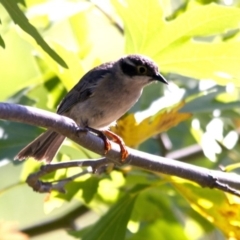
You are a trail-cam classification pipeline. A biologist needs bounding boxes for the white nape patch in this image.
[124,58,136,67]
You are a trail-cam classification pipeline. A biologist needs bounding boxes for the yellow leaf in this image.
[171,176,240,239]
[111,101,191,147]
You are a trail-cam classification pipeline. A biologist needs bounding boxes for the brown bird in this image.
[15,54,168,163]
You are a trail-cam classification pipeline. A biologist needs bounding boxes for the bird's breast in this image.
[68,86,142,129]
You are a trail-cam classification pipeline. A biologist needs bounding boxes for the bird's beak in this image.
[153,73,168,85]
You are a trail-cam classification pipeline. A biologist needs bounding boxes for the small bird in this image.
[15,54,168,163]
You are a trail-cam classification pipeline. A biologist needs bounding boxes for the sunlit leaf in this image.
[69,10,92,58]
[98,171,126,202]
[32,40,84,91]
[112,0,165,53]
[24,0,47,8]
[172,176,240,239]
[157,41,240,86]
[80,185,146,240]
[111,102,191,147]
[113,0,240,85]
[0,0,67,67]
[0,31,42,101]
[128,219,188,240]
[51,176,100,204]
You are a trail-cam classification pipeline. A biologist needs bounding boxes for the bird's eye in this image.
[137,65,147,75]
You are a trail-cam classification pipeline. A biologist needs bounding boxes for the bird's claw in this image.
[103,130,129,162]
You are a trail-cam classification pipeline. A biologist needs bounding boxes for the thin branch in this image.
[166,144,203,162]
[22,205,89,236]
[89,0,124,34]
[26,158,112,192]
[1,102,240,196]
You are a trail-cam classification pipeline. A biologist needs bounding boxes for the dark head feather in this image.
[119,54,158,77]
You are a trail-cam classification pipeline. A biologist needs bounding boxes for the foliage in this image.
[0,0,240,239]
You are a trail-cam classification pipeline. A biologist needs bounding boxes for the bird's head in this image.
[118,54,168,85]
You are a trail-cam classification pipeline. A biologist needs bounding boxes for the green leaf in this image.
[0,180,82,229]
[158,4,240,47]
[16,0,25,6]
[157,41,240,86]
[0,30,43,101]
[113,1,240,85]
[112,0,165,53]
[0,34,5,48]
[69,10,92,58]
[128,219,188,240]
[0,121,42,162]
[0,0,67,68]
[128,183,189,240]
[24,0,46,8]
[54,176,100,204]
[80,177,100,203]
[80,185,146,240]
[183,99,240,113]
[181,86,240,113]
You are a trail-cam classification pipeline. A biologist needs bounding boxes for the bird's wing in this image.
[57,66,112,114]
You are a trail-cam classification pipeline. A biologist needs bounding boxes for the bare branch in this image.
[1,102,240,196]
[26,158,112,192]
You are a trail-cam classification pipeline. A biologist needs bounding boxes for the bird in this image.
[14,54,168,163]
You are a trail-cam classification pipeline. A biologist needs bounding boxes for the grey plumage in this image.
[15,54,168,163]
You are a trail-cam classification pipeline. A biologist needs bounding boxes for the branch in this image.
[26,158,113,193]
[1,102,240,196]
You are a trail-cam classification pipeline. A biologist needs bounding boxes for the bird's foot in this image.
[80,127,111,154]
[81,127,128,162]
[102,130,129,162]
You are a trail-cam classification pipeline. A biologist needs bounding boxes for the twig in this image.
[89,0,124,34]
[26,158,112,193]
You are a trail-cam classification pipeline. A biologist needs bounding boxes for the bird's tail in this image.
[14,130,65,163]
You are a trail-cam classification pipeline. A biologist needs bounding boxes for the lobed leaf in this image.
[111,102,191,147]
[113,0,240,85]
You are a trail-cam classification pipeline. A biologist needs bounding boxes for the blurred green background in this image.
[1,0,240,239]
